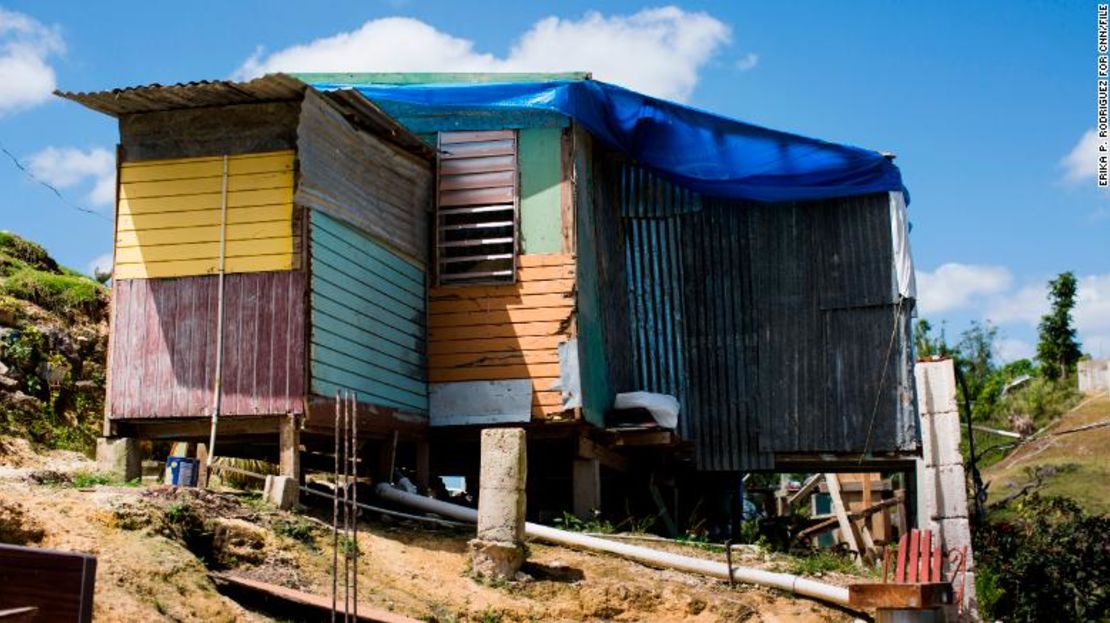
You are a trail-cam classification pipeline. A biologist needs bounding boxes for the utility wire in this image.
[0,139,111,223]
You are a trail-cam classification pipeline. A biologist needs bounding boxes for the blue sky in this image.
[0,1,1105,360]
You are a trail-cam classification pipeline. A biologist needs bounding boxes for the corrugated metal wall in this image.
[593,157,916,470]
[115,151,296,279]
[296,90,433,264]
[108,271,305,418]
[309,210,428,412]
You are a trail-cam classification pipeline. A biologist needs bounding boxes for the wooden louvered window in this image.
[436,130,518,285]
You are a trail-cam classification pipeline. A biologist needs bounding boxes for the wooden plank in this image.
[120,154,292,184]
[428,334,566,355]
[440,155,515,175]
[907,529,921,583]
[313,244,425,313]
[119,188,293,215]
[428,294,573,314]
[517,264,575,281]
[429,363,560,382]
[114,236,292,264]
[439,170,515,191]
[439,187,514,207]
[313,281,424,341]
[311,361,426,412]
[894,533,908,583]
[516,253,575,268]
[430,279,574,299]
[428,307,572,328]
[440,139,515,159]
[534,390,564,406]
[431,350,560,368]
[117,204,291,231]
[919,530,931,583]
[311,210,424,282]
[824,473,864,567]
[786,473,822,507]
[114,254,294,279]
[120,170,292,199]
[116,220,290,247]
[428,321,565,341]
[577,436,629,472]
[211,572,420,623]
[440,130,515,143]
[0,544,96,623]
[312,306,424,360]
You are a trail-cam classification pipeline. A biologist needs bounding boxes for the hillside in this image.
[982,391,1110,515]
[0,231,109,453]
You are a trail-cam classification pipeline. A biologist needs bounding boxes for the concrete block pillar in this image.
[470,428,527,580]
[96,437,141,482]
[914,358,977,616]
[263,475,299,510]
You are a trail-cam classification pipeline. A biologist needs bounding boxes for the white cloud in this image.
[995,337,1034,363]
[1061,128,1099,184]
[916,263,1012,314]
[1075,273,1110,335]
[0,8,64,115]
[985,282,1047,325]
[735,52,759,71]
[86,252,113,277]
[26,146,115,207]
[234,7,731,102]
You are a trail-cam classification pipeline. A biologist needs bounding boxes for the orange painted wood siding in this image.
[428,253,575,419]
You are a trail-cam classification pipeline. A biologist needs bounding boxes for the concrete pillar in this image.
[572,458,600,519]
[263,475,299,510]
[96,437,141,482]
[914,358,977,616]
[278,415,300,506]
[470,428,527,580]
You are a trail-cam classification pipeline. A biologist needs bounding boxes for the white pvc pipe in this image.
[374,484,850,607]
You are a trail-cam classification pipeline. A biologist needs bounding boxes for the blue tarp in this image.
[310,79,906,204]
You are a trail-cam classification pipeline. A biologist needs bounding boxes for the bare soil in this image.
[0,439,860,622]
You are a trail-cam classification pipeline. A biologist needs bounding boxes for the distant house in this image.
[61,72,918,519]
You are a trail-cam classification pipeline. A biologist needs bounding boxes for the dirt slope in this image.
[983,392,1110,515]
[0,440,859,623]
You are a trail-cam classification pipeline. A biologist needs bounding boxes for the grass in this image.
[274,518,316,546]
[0,231,106,322]
[783,550,860,576]
[983,393,1110,516]
[70,470,114,488]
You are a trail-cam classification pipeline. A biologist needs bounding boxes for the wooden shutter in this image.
[436,130,518,285]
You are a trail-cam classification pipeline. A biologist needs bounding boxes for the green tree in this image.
[958,321,999,401]
[913,319,951,358]
[1036,272,1082,381]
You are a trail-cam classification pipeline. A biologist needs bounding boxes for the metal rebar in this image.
[351,391,358,621]
[342,390,351,623]
[331,390,339,623]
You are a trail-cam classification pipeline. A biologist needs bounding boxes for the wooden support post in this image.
[195,443,209,489]
[279,414,300,480]
[572,458,600,519]
[825,473,866,567]
[415,440,430,492]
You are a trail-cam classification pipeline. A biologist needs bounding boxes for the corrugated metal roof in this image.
[55,74,307,116]
[56,73,434,159]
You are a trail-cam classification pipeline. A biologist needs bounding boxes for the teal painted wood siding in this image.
[310,210,427,412]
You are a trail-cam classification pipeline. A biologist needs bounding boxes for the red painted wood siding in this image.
[108,271,305,419]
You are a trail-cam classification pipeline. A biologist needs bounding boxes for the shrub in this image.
[1,266,106,321]
[974,495,1109,621]
[0,232,57,273]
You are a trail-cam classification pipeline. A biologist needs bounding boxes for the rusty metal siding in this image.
[108,271,305,419]
[593,158,915,470]
[295,89,434,264]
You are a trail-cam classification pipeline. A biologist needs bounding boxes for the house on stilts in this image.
[60,72,920,527]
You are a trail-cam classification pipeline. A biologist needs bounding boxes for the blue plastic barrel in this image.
[166,456,199,487]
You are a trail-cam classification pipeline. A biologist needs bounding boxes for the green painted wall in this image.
[309,210,427,412]
[518,127,564,255]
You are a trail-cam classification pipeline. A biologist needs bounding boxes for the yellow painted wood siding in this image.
[115,151,296,279]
